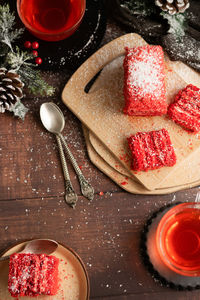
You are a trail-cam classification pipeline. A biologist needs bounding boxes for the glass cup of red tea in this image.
[17,0,86,41]
[156,203,200,276]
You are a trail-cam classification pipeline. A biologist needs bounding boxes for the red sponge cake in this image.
[168,84,200,132]
[8,253,59,297]
[127,128,176,171]
[123,45,167,116]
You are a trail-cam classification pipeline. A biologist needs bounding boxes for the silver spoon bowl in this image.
[0,239,58,262]
[40,102,65,134]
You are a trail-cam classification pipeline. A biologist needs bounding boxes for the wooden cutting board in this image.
[83,126,200,195]
[62,33,200,191]
[87,57,200,190]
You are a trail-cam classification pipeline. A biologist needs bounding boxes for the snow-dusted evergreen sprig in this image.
[6,47,34,70]
[6,48,55,96]
[161,12,187,38]
[0,4,55,119]
[0,4,24,51]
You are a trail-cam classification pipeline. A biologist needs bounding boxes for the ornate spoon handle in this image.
[59,134,94,201]
[56,135,77,208]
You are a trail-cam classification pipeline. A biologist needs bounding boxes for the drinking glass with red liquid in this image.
[156,203,200,276]
[17,0,86,41]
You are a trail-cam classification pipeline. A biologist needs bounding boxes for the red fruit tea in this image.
[17,0,86,41]
[156,203,200,276]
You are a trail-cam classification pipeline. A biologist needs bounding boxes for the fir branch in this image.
[161,12,187,38]
[0,4,24,51]
[6,47,55,96]
[19,68,55,97]
[6,46,34,70]
[0,3,55,119]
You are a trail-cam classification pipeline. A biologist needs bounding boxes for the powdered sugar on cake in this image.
[123,45,167,116]
[127,49,164,97]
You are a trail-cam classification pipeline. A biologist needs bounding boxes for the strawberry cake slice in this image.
[168,84,200,132]
[127,128,176,171]
[123,45,167,116]
[8,253,59,297]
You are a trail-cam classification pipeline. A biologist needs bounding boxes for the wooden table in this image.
[0,13,200,300]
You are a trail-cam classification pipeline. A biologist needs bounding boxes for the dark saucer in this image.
[141,203,200,290]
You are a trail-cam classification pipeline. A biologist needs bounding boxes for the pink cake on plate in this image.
[123,45,167,116]
[8,253,59,297]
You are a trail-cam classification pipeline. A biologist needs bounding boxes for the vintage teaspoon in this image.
[40,102,94,201]
[40,103,77,207]
[0,239,58,262]
[49,103,94,201]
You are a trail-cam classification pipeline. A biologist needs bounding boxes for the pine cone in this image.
[0,68,24,113]
[155,0,190,15]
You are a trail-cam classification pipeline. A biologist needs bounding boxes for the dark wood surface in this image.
[0,13,200,300]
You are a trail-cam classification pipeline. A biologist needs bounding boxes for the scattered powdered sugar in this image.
[2,20,200,299]
[163,33,200,73]
[129,60,162,95]
[74,12,101,58]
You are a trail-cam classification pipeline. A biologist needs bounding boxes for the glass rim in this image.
[156,202,200,276]
[16,0,86,38]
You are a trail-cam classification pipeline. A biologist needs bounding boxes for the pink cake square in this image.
[168,84,200,132]
[127,128,176,171]
[8,253,59,297]
[123,45,167,116]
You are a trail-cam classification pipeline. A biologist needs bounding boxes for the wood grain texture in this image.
[0,105,120,202]
[0,192,199,299]
[0,11,200,300]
